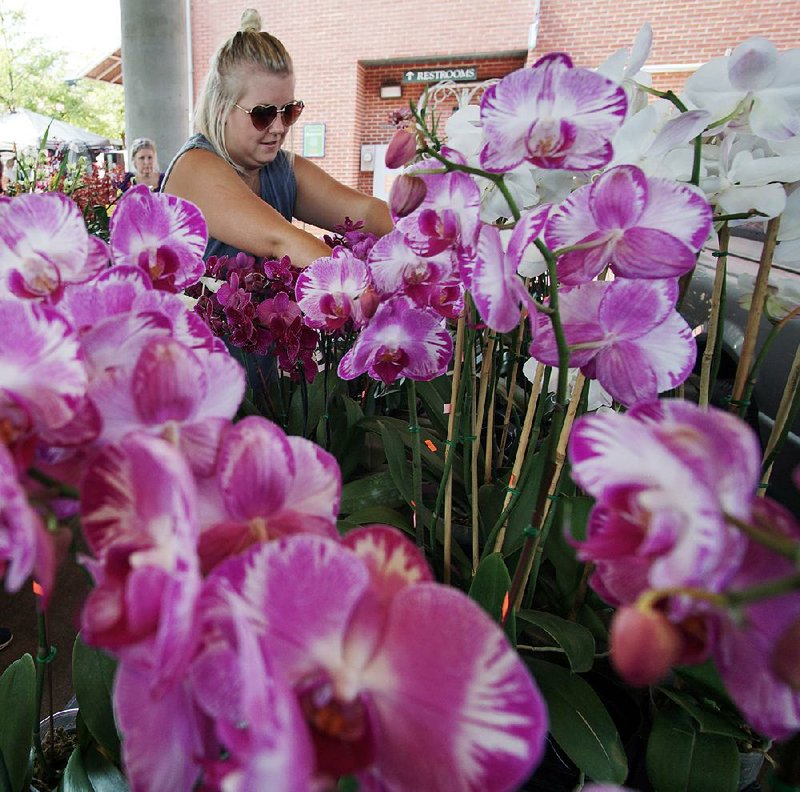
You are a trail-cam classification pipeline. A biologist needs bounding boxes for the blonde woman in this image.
[162,8,392,267]
[121,138,164,192]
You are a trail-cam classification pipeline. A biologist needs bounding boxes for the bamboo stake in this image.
[472,333,496,572]
[443,316,466,585]
[498,319,527,462]
[483,385,497,484]
[493,362,545,553]
[513,372,586,610]
[731,217,780,412]
[760,344,800,494]
[699,225,729,407]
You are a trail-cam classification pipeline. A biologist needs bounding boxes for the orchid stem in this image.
[33,598,55,780]
[407,380,424,548]
[26,468,79,501]
[699,225,729,407]
[761,344,800,489]
[724,512,800,562]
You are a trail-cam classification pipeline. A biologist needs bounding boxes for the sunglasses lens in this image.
[282,101,304,127]
[250,105,278,131]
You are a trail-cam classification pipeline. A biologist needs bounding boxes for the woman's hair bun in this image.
[239,8,262,33]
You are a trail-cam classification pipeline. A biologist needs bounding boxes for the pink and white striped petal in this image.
[109,185,208,291]
[360,584,547,792]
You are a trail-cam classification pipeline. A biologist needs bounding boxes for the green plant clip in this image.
[36,645,57,664]
[523,524,539,537]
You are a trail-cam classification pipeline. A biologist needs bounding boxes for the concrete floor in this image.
[0,560,91,714]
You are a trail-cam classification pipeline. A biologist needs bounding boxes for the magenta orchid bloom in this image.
[394,170,481,258]
[197,416,340,573]
[0,298,90,448]
[568,400,760,602]
[0,192,109,301]
[479,54,627,173]
[109,184,207,292]
[529,278,696,406]
[295,247,374,330]
[79,435,201,681]
[205,529,548,790]
[367,229,464,319]
[0,443,55,602]
[709,497,800,740]
[464,205,550,333]
[545,165,712,285]
[338,296,453,384]
[88,335,244,474]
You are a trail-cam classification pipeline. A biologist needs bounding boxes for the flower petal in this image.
[361,584,547,791]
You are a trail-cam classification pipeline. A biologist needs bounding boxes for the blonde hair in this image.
[194,9,293,172]
[130,137,159,172]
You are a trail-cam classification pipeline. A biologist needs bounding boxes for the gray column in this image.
[120,0,192,168]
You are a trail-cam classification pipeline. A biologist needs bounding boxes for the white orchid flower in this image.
[775,187,800,266]
[522,358,613,411]
[701,134,800,218]
[684,37,800,141]
[598,23,654,117]
[609,100,711,180]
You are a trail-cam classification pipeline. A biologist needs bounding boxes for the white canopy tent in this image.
[0,108,118,153]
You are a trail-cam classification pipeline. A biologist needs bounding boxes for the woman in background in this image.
[119,137,164,192]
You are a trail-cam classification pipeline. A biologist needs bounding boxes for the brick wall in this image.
[189,0,800,193]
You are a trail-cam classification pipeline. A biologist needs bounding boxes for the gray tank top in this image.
[161,133,297,260]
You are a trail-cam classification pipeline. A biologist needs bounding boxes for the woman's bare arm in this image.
[163,149,331,267]
[293,155,393,237]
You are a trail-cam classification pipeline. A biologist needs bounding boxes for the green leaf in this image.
[528,659,627,784]
[517,611,596,673]
[83,744,128,791]
[286,373,326,438]
[339,471,405,515]
[657,687,752,741]
[343,506,413,535]
[0,654,36,792]
[414,376,451,436]
[72,636,120,764]
[469,553,515,644]
[325,395,365,480]
[60,746,92,792]
[378,422,413,504]
[646,706,739,792]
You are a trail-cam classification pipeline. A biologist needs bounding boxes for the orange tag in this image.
[501,592,510,621]
[424,439,438,452]
[508,473,517,488]
[32,581,44,596]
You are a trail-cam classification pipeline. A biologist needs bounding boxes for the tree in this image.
[0,4,124,140]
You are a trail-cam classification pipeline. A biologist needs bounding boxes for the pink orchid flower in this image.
[394,169,481,259]
[463,205,550,333]
[479,54,627,173]
[0,443,55,602]
[338,295,453,384]
[79,435,201,682]
[545,164,712,285]
[709,497,800,740]
[109,184,207,292]
[203,528,548,790]
[568,400,760,602]
[0,298,90,448]
[0,192,109,301]
[196,416,341,573]
[367,228,464,319]
[88,335,244,474]
[295,247,374,330]
[529,278,696,406]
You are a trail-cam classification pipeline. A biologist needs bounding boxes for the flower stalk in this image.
[699,225,729,407]
[407,379,424,548]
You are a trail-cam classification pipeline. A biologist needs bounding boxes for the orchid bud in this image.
[389,174,427,218]
[385,129,417,169]
[359,286,381,320]
[610,605,683,686]
[772,618,800,690]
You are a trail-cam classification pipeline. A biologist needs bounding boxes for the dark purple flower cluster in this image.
[323,217,378,262]
[186,252,320,381]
